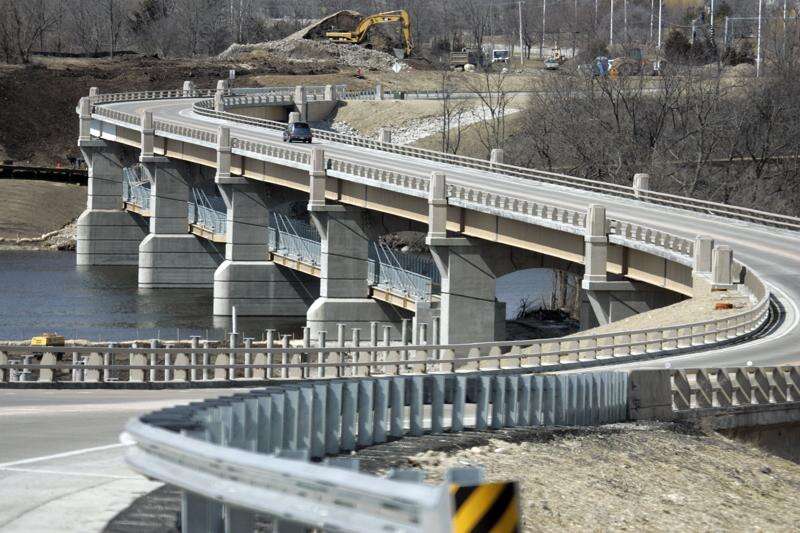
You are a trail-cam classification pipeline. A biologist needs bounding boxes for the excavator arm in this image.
[325,10,413,56]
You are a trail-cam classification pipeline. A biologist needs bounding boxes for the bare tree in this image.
[438,69,467,154]
[0,0,59,63]
[464,69,512,157]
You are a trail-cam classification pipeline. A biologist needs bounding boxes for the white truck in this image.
[491,48,510,63]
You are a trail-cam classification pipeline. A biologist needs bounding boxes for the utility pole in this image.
[520,0,526,66]
[756,0,763,77]
[610,0,614,48]
[657,0,663,49]
[624,0,628,42]
[540,0,545,60]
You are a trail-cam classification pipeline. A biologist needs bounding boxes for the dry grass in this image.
[404,423,800,531]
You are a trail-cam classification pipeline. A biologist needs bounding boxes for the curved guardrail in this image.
[122,369,627,531]
[0,288,769,384]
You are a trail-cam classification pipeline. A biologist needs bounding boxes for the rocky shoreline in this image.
[0,220,76,251]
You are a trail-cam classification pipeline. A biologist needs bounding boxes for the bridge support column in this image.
[213,131,312,316]
[76,139,147,265]
[426,172,503,344]
[580,204,681,328]
[306,149,403,339]
[138,158,222,288]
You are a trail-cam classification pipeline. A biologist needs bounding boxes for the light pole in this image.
[540,0,545,60]
[650,0,654,43]
[657,0,663,49]
[610,0,614,47]
[521,0,526,66]
[756,0,763,77]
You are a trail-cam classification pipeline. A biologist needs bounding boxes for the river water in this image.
[0,250,555,342]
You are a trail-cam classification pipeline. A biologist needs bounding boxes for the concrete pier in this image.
[307,204,404,338]
[76,141,147,265]
[213,179,312,317]
[426,172,502,344]
[306,148,404,338]
[580,204,682,328]
[138,159,222,288]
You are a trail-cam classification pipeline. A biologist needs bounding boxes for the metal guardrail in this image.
[672,366,800,410]
[123,369,628,532]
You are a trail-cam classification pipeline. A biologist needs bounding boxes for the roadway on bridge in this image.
[0,388,249,532]
[104,97,800,368]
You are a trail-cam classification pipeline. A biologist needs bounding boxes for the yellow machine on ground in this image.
[325,10,413,57]
[30,332,65,346]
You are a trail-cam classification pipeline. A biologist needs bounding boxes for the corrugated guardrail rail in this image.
[125,370,628,532]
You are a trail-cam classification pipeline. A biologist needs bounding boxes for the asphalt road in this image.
[0,388,248,533]
[103,98,800,369]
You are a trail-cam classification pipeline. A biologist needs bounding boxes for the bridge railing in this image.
[122,166,150,211]
[672,366,800,410]
[0,290,769,384]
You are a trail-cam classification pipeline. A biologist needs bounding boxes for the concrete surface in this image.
[0,388,249,532]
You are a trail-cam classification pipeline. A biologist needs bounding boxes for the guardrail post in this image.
[149,339,158,382]
[389,376,406,437]
[307,147,327,210]
[632,173,650,198]
[243,337,253,379]
[582,204,608,285]
[216,126,231,180]
[228,332,239,380]
[490,148,504,169]
[182,80,196,98]
[379,128,392,144]
[78,96,92,142]
[190,335,200,381]
[140,110,155,159]
[712,245,734,288]
[294,85,307,120]
[324,84,336,101]
[693,235,714,276]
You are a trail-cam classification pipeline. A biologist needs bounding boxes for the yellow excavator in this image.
[325,10,413,57]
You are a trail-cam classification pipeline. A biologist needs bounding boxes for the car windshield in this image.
[292,123,310,133]
[494,51,509,58]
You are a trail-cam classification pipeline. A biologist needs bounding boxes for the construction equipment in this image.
[325,10,413,57]
[30,332,65,347]
[449,48,482,70]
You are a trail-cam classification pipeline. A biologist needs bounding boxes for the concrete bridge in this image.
[74,81,800,368]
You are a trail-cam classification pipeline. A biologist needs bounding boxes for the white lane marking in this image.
[0,399,197,417]
[0,443,130,468]
[0,467,140,480]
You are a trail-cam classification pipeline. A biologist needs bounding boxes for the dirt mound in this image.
[220,39,403,71]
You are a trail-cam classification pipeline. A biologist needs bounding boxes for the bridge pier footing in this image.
[213,177,313,316]
[138,159,222,288]
[76,141,147,265]
[307,204,406,340]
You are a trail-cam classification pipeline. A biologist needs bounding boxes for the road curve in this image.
[102,97,800,369]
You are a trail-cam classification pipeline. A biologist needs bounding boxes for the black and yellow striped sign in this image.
[450,482,520,533]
